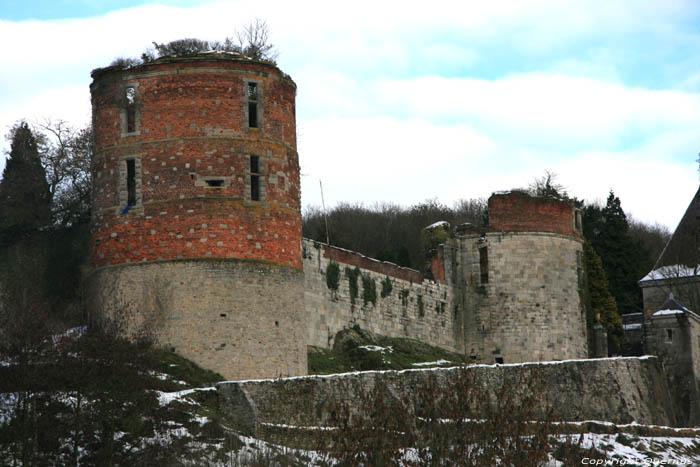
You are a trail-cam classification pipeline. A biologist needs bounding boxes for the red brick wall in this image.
[428,253,445,281]
[90,56,302,269]
[321,244,424,284]
[489,192,579,237]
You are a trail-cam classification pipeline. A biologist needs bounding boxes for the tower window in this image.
[119,156,141,214]
[666,329,673,343]
[479,247,489,284]
[247,82,259,128]
[126,159,136,206]
[125,87,137,133]
[250,155,260,201]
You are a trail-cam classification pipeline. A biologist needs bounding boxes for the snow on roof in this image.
[653,310,685,316]
[652,309,700,322]
[623,323,642,331]
[640,264,700,282]
[424,220,449,230]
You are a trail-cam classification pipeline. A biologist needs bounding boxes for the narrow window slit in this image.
[126,159,136,206]
[248,82,258,128]
[479,247,489,284]
[125,87,136,133]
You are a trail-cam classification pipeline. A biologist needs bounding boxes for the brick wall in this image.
[90,56,301,269]
[489,192,580,237]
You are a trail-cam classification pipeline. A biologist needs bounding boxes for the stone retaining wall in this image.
[217,356,678,441]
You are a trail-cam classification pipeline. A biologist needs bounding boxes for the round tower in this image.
[457,191,588,364]
[89,54,306,380]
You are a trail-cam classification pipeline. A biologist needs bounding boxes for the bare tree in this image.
[33,120,93,226]
[234,18,279,62]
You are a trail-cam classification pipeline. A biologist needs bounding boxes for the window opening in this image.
[205,179,224,187]
[248,82,258,128]
[495,357,504,364]
[126,159,136,206]
[125,87,136,133]
[250,155,261,201]
[479,247,489,284]
[666,329,673,343]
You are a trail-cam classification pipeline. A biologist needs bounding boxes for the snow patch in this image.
[156,386,216,406]
[412,360,453,367]
[640,264,700,282]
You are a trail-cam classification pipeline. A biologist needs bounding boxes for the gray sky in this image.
[1,0,699,229]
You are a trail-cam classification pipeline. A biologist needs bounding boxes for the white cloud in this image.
[1,0,699,230]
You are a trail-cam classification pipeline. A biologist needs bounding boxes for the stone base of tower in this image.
[88,259,307,380]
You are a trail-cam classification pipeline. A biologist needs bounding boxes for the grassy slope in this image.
[308,327,465,374]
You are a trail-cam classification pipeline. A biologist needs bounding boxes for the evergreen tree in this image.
[0,122,52,247]
[583,241,623,352]
[583,191,646,317]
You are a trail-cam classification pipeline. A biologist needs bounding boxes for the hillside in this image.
[2,328,699,465]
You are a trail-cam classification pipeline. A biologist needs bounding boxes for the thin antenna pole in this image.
[320,180,331,245]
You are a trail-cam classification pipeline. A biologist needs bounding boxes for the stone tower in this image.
[456,192,588,363]
[89,54,306,380]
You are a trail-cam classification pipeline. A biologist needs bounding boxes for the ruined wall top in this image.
[488,191,582,238]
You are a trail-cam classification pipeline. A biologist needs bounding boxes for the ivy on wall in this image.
[380,276,393,298]
[326,261,340,291]
[345,266,361,305]
[362,275,377,307]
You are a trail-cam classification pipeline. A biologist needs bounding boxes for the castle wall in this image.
[89,259,306,380]
[218,357,678,441]
[89,56,306,381]
[459,232,588,363]
[303,239,458,352]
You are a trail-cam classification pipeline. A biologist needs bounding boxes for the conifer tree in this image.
[0,122,52,247]
[583,241,621,330]
[583,191,646,316]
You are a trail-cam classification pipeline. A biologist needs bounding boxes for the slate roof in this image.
[651,185,700,271]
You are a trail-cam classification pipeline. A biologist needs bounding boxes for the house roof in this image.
[652,185,700,271]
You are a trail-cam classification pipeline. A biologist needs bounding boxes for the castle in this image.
[88,54,618,381]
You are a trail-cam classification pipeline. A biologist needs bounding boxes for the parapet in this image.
[488,191,582,237]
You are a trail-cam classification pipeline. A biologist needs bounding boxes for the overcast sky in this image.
[1,1,699,230]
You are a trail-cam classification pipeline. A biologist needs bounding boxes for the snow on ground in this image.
[358,345,393,353]
[572,432,700,465]
[156,386,216,406]
[412,360,453,367]
[226,355,656,385]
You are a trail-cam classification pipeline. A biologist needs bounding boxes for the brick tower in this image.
[89,54,306,380]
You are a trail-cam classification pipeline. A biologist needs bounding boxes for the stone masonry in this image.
[218,356,677,441]
[303,192,588,365]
